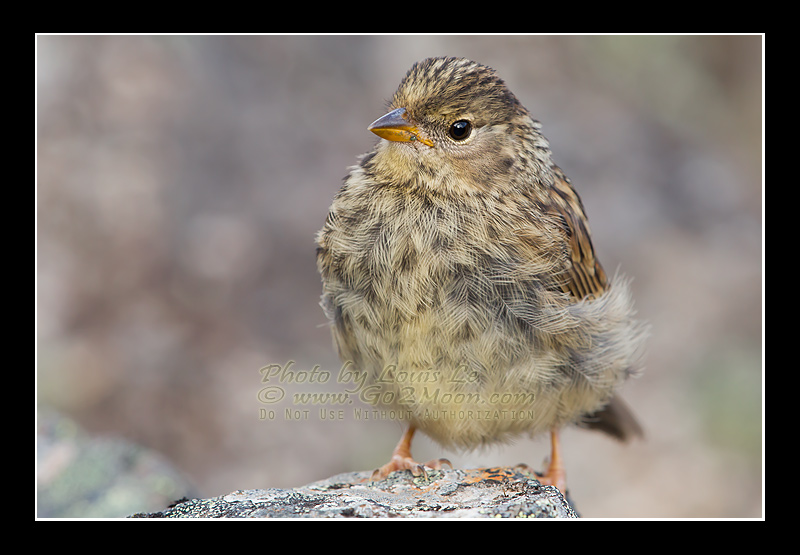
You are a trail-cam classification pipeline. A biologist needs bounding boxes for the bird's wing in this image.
[546,170,643,442]
[547,166,608,300]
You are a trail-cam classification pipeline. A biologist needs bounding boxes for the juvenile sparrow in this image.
[316,57,647,492]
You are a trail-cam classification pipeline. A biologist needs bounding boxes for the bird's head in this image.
[366,57,554,196]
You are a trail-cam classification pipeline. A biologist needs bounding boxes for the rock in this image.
[37,410,198,518]
[130,467,578,518]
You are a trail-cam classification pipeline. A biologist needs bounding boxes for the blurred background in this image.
[36,35,763,518]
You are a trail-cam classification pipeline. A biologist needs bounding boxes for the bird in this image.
[315,57,647,493]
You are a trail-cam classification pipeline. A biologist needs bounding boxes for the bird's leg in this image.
[536,428,568,494]
[371,425,451,480]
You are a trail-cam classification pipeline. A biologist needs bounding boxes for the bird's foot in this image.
[535,463,567,494]
[516,429,569,494]
[371,426,451,480]
[371,455,451,481]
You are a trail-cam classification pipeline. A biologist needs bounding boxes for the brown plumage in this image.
[316,57,647,491]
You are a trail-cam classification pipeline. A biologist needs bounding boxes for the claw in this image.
[370,427,452,480]
[511,431,568,493]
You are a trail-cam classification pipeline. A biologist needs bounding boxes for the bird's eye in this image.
[448,120,472,141]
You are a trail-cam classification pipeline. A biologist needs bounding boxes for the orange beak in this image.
[368,108,434,147]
